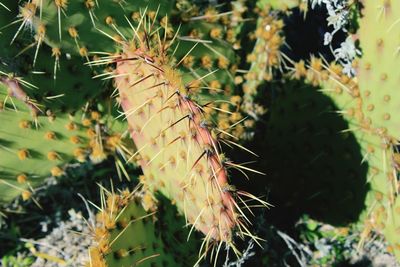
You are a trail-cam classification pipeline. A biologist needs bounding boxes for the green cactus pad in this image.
[0,2,106,111]
[27,0,238,63]
[93,20,267,250]
[357,0,400,141]
[302,60,400,259]
[23,1,239,101]
[28,0,174,55]
[89,190,199,267]
[0,81,119,203]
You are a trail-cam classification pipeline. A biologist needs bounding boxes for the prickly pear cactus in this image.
[302,1,400,258]
[107,22,266,249]
[289,50,400,258]
[2,0,400,266]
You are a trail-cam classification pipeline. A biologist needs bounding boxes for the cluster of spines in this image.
[88,187,195,267]
[0,1,275,265]
[241,4,285,119]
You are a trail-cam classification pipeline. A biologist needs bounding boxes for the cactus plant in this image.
[0,1,266,265]
[298,0,400,257]
[2,0,400,265]
[283,53,400,259]
[99,16,267,253]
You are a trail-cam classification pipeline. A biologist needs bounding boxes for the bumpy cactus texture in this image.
[2,0,400,265]
[89,190,199,267]
[111,27,259,246]
[355,0,400,257]
[0,82,91,203]
[357,0,400,141]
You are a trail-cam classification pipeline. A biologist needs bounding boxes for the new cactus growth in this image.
[93,16,267,254]
[298,0,400,257]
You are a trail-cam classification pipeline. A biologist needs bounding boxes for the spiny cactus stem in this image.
[113,44,246,245]
[117,56,236,225]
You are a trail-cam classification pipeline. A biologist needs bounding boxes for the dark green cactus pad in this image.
[0,1,107,111]
[29,0,174,55]
[154,195,201,265]
[103,200,179,267]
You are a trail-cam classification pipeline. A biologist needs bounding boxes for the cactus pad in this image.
[357,0,400,141]
[0,80,123,203]
[91,18,268,252]
[89,189,199,267]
